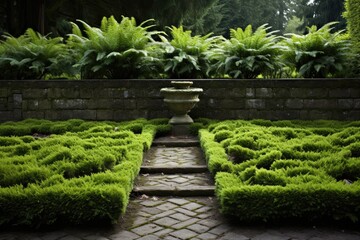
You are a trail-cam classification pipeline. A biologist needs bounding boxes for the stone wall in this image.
[0,79,359,122]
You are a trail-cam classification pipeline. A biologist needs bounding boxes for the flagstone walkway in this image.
[1,136,360,240]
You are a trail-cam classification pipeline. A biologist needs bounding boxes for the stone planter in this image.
[161,81,203,135]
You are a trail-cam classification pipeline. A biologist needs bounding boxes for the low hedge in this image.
[198,119,360,222]
[216,172,360,222]
[0,118,170,227]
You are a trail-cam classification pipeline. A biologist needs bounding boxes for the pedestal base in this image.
[171,124,191,136]
[169,114,194,125]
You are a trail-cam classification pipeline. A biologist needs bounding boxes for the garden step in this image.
[140,166,209,174]
[152,136,199,147]
[132,186,215,197]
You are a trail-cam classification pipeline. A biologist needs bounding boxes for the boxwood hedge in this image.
[0,118,170,227]
[198,119,360,222]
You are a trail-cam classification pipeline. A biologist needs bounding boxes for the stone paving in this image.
[142,147,205,167]
[135,173,214,189]
[1,136,360,240]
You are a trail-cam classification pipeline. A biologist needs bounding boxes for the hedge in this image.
[0,118,170,227]
[198,119,360,222]
[216,172,360,222]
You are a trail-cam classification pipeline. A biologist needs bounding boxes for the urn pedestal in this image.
[161,81,203,136]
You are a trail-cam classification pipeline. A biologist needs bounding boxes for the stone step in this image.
[132,186,215,197]
[152,136,200,147]
[140,166,209,174]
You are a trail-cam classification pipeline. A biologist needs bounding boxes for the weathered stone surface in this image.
[273,88,290,98]
[53,99,89,110]
[329,88,351,98]
[256,88,273,98]
[12,93,22,108]
[285,99,303,109]
[23,111,44,119]
[266,99,285,109]
[304,99,337,109]
[354,99,360,109]
[246,88,255,97]
[246,99,265,109]
[1,79,360,121]
[96,110,114,120]
[337,99,354,109]
[0,88,8,98]
[23,89,48,99]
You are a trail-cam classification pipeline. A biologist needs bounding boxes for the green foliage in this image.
[161,26,221,78]
[68,16,163,79]
[210,24,284,78]
[216,173,360,223]
[282,22,351,78]
[344,0,360,77]
[0,14,355,79]
[0,184,126,226]
[201,120,360,222]
[0,29,72,80]
[0,119,166,226]
[228,145,256,163]
[214,130,234,142]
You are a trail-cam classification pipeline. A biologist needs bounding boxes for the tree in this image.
[0,0,219,36]
[216,0,298,36]
[296,0,346,32]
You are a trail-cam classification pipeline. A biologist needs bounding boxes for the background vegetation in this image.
[0,0,346,37]
[0,17,351,80]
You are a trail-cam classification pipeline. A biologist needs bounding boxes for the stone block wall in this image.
[0,79,359,122]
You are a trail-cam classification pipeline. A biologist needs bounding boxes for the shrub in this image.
[161,26,221,78]
[348,142,360,157]
[68,16,163,79]
[252,169,287,187]
[257,150,282,169]
[0,184,126,226]
[230,136,257,150]
[228,145,256,163]
[211,24,284,78]
[0,119,167,227]
[201,120,360,222]
[214,130,234,142]
[282,22,350,78]
[0,29,71,80]
[217,175,360,222]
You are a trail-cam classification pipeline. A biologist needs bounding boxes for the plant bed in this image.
[198,119,360,222]
[0,118,170,227]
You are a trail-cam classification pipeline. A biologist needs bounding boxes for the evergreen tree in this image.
[296,0,346,32]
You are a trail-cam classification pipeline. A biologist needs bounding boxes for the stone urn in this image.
[161,81,203,134]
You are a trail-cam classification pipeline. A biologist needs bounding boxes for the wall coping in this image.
[1,78,360,88]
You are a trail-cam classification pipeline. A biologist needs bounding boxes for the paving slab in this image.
[143,147,205,167]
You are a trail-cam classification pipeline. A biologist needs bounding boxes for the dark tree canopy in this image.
[0,0,348,37]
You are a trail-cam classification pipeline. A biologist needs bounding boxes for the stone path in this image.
[1,136,360,240]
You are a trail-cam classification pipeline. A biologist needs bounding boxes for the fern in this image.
[0,29,71,80]
[68,16,164,79]
[282,22,351,78]
[161,26,222,78]
[211,24,284,79]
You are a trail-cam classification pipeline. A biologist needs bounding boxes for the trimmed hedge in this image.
[198,119,360,222]
[0,118,170,226]
[216,172,360,222]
